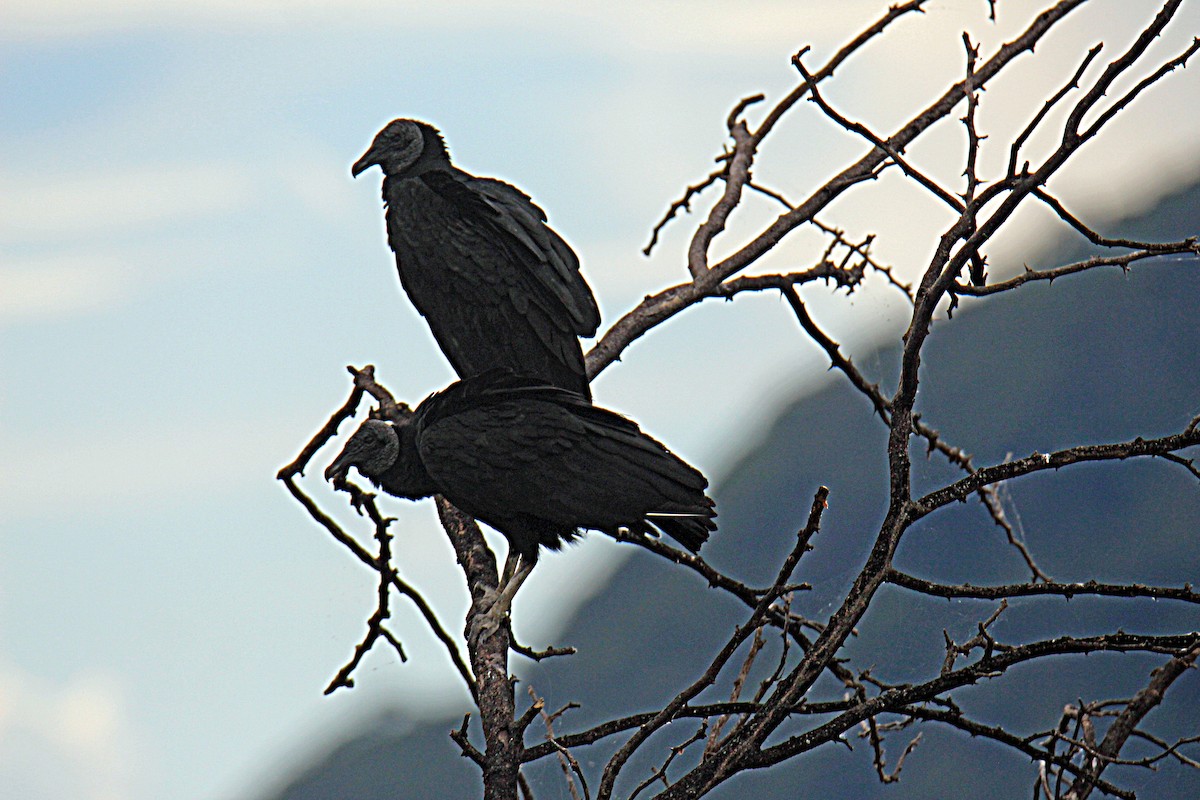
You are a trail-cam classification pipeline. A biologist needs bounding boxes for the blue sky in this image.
[2,2,1197,799]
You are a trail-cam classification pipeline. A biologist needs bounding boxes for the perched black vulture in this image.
[352,119,600,399]
[324,371,716,563]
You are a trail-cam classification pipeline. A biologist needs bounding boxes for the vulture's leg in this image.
[467,552,533,648]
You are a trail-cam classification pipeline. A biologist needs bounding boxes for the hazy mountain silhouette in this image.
[261,179,1200,799]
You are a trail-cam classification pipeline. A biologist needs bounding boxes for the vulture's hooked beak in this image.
[324,451,353,482]
[351,149,379,178]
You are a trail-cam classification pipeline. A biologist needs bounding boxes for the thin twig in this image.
[528,687,588,800]
[889,570,1200,604]
[953,246,1200,296]
[793,55,966,214]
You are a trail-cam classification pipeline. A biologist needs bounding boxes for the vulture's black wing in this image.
[469,176,599,336]
[414,372,716,561]
[383,168,597,398]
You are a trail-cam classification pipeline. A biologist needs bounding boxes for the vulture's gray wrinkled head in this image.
[325,419,400,482]
[351,118,448,177]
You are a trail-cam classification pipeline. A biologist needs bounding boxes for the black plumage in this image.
[324,371,717,562]
[352,119,600,399]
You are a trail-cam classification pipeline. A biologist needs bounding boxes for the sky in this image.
[2,2,1198,799]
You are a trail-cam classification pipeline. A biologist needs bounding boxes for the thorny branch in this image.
[888,570,1200,604]
[914,429,1200,516]
[952,245,1200,296]
[527,688,589,800]
[281,2,1200,799]
[518,631,1199,796]
[779,285,1050,579]
[277,368,475,699]
[586,0,939,379]
[1062,646,1200,800]
[323,486,407,695]
[596,487,831,800]
[646,3,1199,798]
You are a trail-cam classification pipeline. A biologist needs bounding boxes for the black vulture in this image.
[324,370,717,563]
[352,119,600,399]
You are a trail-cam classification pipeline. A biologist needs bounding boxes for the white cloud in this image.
[0,413,314,518]
[0,665,137,800]
[0,155,354,325]
[269,155,361,224]
[0,254,134,323]
[0,164,257,244]
[1,0,904,52]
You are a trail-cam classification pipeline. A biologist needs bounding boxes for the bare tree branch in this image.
[953,246,1199,296]
[888,570,1200,604]
[324,492,406,695]
[915,429,1200,516]
[1065,646,1200,799]
[277,369,475,698]
[742,632,1200,773]
[793,53,966,214]
[596,487,830,800]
